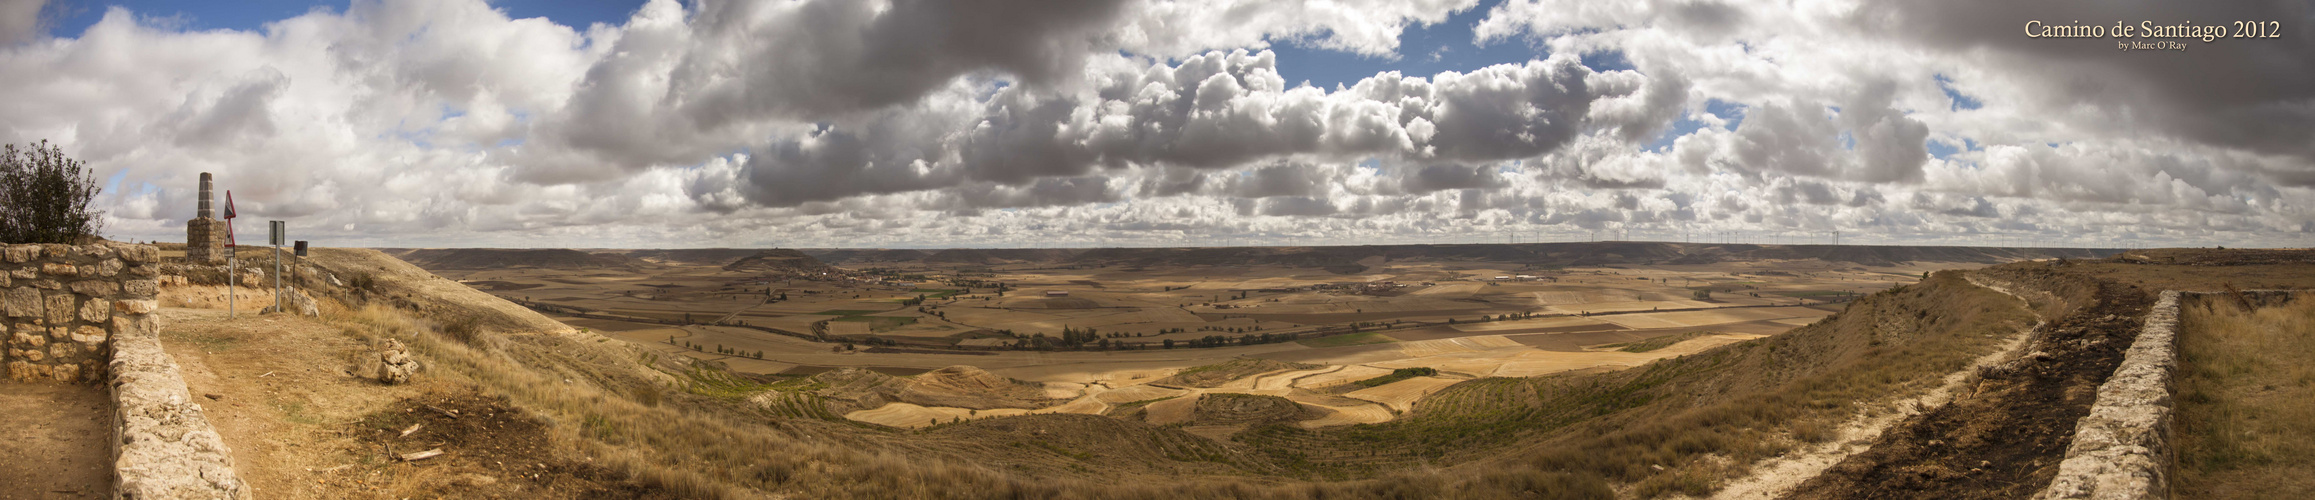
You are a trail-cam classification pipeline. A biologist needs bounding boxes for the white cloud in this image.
[0,0,2307,249]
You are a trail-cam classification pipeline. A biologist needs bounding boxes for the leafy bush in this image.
[1355,367,1440,387]
[0,140,104,243]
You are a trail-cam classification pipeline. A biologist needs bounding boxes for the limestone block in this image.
[97,258,124,277]
[26,278,57,289]
[41,262,76,277]
[9,267,34,279]
[122,279,159,299]
[7,360,44,380]
[49,362,77,382]
[115,299,159,315]
[370,339,420,385]
[79,245,113,261]
[78,296,110,322]
[0,270,10,287]
[18,347,42,361]
[111,315,159,340]
[128,264,159,277]
[72,325,107,344]
[70,279,119,298]
[43,292,75,325]
[50,341,78,360]
[2,287,39,318]
[119,245,158,264]
[48,326,68,340]
[40,244,69,258]
[11,329,46,348]
[2,245,36,263]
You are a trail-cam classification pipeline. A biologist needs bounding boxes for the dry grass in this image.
[2175,294,2315,498]
[323,293,1673,498]
[1229,271,2033,495]
[276,250,2045,498]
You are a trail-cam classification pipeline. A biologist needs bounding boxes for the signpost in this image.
[270,221,285,313]
[224,190,238,319]
[225,245,236,318]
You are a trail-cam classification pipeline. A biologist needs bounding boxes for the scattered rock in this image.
[364,339,421,385]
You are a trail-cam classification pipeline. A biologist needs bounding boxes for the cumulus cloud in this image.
[0,0,2308,249]
[0,0,46,45]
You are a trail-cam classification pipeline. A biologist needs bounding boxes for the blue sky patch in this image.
[1267,0,1544,90]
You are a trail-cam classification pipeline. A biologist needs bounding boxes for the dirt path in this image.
[1712,274,2042,500]
[0,384,111,499]
[158,307,429,498]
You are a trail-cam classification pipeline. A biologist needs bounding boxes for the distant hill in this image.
[396,248,639,270]
[1002,243,2109,273]
[1069,247,1372,274]
[623,248,766,266]
[921,248,1083,265]
[804,248,935,265]
[723,249,834,274]
[389,243,2122,273]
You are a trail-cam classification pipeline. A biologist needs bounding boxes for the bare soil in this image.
[0,383,110,499]
[157,303,668,498]
[1785,264,2153,499]
[348,391,670,498]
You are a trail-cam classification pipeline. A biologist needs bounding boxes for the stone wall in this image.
[2035,290,2305,500]
[110,327,250,498]
[1,242,161,383]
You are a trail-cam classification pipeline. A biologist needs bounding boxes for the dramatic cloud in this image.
[0,0,2308,249]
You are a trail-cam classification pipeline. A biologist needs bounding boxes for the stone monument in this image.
[185,172,228,264]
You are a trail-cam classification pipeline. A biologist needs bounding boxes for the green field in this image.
[811,309,882,317]
[831,315,918,332]
[1601,331,1711,353]
[1297,332,1397,348]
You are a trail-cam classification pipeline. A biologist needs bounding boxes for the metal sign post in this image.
[294,241,308,312]
[226,245,236,319]
[270,221,285,313]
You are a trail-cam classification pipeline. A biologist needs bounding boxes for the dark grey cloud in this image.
[1260,196,1338,216]
[1855,0,2315,183]
[674,0,1128,123]
[1728,82,1928,183]
[697,50,1608,209]
[1400,164,1504,193]
[0,0,46,45]
[1226,162,1335,198]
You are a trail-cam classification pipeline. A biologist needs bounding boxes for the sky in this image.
[1,0,2311,249]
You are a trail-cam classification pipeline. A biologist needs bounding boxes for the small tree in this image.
[0,140,104,243]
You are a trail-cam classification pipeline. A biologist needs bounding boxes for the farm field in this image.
[237,242,2315,500]
[401,243,2027,434]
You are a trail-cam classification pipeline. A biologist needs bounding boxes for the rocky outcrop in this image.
[363,338,420,385]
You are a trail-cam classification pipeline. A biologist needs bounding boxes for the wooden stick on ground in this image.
[399,449,445,462]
